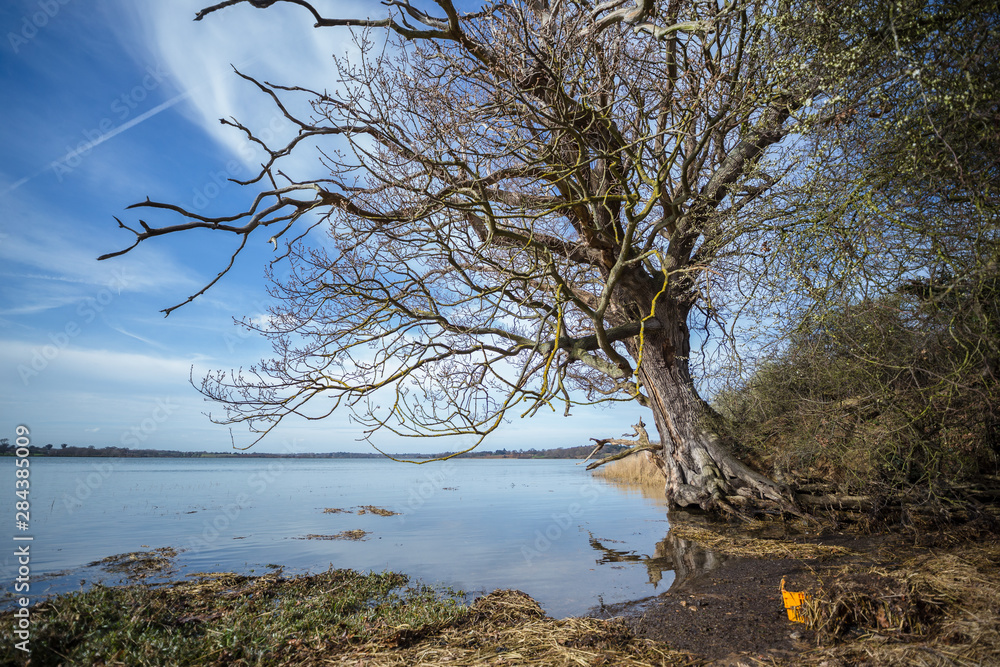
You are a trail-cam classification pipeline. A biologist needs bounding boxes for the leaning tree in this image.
[103,0,915,514]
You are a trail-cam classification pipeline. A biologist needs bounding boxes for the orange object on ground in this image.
[780,577,809,623]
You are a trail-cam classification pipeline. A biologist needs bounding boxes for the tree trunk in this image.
[628,316,793,514]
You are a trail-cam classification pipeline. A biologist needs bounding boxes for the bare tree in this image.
[103,0,904,514]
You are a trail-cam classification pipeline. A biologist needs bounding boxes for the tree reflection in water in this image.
[588,514,726,591]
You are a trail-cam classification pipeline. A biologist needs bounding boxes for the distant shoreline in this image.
[0,444,622,460]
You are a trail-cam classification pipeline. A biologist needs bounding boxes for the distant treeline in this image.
[0,440,625,460]
[452,444,627,459]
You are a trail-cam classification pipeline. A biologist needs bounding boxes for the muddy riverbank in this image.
[600,517,1000,665]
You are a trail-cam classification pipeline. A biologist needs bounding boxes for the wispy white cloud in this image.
[0,338,360,451]
[2,340,199,387]
[0,190,202,316]
[0,291,88,318]
[116,0,368,172]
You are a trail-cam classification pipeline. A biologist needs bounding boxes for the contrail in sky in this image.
[3,52,262,199]
[59,90,197,165]
[2,88,196,197]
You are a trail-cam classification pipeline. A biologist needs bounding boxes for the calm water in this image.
[0,457,675,617]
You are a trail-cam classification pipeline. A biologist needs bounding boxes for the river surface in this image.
[0,457,676,617]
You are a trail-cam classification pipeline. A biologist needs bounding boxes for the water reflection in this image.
[590,477,666,503]
[2,458,678,617]
[658,530,726,591]
[588,522,726,592]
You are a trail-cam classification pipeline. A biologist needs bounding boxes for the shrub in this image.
[715,288,1000,504]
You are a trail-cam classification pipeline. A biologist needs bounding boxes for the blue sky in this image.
[0,0,646,454]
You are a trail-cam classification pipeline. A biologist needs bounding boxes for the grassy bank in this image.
[0,566,693,667]
[1,569,465,666]
[801,541,1000,666]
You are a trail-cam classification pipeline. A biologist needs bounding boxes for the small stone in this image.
[790,630,802,640]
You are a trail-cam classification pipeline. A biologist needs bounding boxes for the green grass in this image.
[0,569,466,666]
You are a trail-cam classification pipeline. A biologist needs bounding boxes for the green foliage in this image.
[0,569,466,666]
